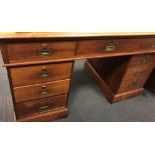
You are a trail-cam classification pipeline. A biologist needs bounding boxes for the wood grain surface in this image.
[0,32,155,39]
[10,62,73,87]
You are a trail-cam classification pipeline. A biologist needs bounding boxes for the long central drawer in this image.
[78,39,140,55]
[10,62,73,87]
[13,79,70,103]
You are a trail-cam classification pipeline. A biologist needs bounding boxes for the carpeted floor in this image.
[0,52,14,121]
[59,61,155,122]
[0,52,155,121]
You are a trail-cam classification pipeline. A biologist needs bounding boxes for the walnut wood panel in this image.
[88,56,130,94]
[7,41,76,63]
[123,64,154,81]
[85,60,114,101]
[17,107,68,122]
[1,32,155,40]
[10,62,73,87]
[140,38,155,50]
[16,94,67,119]
[78,39,140,55]
[0,43,9,64]
[128,54,155,67]
[114,88,144,103]
[118,66,153,94]
[3,49,155,67]
[13,79,70,103]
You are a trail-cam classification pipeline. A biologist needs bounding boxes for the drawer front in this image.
[118,65,153,93]
[140,38,155,50]
[16,94,67,118]
[128,54,155,67]
[14,79,70,103]
[7,41,76,63]
[78,39,139,54]
[10,62,73,87]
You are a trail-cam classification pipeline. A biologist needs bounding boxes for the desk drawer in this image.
[128,54,155,67]
[118,65,153,93]
[10,62,73,87]
[14,79,70,103]
[7,41,76,63]
[78,39,139,54]
[16,94,67,118]
[140,38,155,50]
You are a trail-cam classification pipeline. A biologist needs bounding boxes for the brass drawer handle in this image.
[39,89,49,95]
[39,86,49,95]
[38,43,53,56]
[39,67,51,78]
[39,105,49,110]
[105,41,116,52]
[142,55,150,63]
[105,45,116,52]
[39,71,51,77]
[38,101,49,110]
[129,81,138,89]
[135,71,144,76]
[38,49,53,56]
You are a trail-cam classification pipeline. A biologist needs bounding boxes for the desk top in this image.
[0,32,155,39]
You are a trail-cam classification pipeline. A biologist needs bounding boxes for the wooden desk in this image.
[0,32,155,121]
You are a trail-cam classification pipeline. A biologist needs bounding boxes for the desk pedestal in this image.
[85,54,155,103]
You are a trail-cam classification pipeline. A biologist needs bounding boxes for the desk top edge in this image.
[0,32,155,40]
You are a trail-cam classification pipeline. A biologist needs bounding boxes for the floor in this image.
[0,52,14,121]
[0,52,155,122]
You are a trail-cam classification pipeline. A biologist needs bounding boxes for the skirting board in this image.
[17,108,68,122]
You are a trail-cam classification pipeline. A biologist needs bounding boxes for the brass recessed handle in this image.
[39,67,51,78]
[38,43,53,56]
[105,41,116,52]
[39,86,49,95]
[38,49,53,56]
[39,70,51,77]
[39,105,49,110]
[105,45,116,52]
[129,81,138,89]
[38,101,49,110]
[142,55,150,63]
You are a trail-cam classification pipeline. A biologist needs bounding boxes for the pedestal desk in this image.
[0,32,155,121]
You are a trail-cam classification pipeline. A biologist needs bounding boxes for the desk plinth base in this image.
[85,61,143,103]
[16,108,68,122]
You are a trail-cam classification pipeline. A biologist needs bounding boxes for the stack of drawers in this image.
[85,54,155,103]
[117,54,155,94]
[6,41,76,121]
